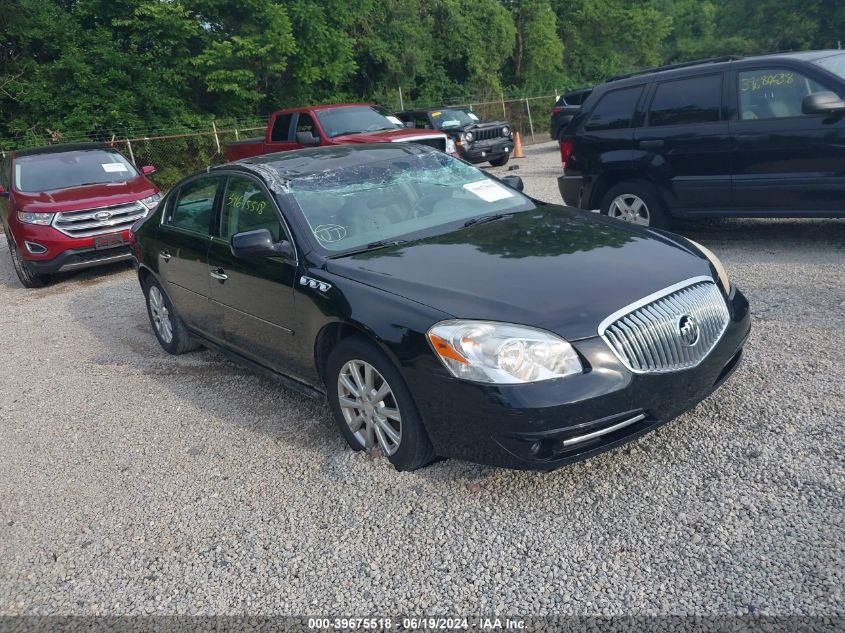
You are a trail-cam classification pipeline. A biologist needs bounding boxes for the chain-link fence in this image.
[1,94,560,190]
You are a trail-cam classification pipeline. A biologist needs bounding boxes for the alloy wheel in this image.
[337,359,402,456]
[148,286,174,344]
[608,194,651,226]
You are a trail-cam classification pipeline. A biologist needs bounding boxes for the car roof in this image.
[604,49,844,86]
[14,142,109,158]
[215,143,438,181]
[274,103,373,115]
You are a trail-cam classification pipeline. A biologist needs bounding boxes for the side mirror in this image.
[802,91,845,115]
[295,131,320,146]
[230,229,295,260]
[501,175,524,192]
[142,165,157,176]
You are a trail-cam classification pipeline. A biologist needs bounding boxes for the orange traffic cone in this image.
[512,131,525,158]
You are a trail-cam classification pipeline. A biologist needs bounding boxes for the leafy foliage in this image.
[1,0,844,145]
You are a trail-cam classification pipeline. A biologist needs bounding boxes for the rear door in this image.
[730,64,845,213]
[157,175,225,337]
[206,174,299,373]
[635,72,732,213]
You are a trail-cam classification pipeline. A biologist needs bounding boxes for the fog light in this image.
[24,241,47,254]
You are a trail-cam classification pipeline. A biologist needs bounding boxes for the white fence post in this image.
[126,138,136,164]
[501,94,507,119]
[525,98,535,141]
[212,121,221,154]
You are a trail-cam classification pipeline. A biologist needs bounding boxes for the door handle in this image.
[639,139,664,149]
[160,250,171,262]
[210,268,228,282]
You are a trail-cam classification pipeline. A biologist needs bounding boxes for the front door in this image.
[635,72,732,214]
[731,65,845,214]
[156,175,225,338]
[206,175,299,373]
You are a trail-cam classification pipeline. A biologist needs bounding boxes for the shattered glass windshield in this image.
[287,150,535,253]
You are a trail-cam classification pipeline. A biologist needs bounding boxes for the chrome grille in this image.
[53,202,148,238]
[472,126,504,142]
[599,278,730,374]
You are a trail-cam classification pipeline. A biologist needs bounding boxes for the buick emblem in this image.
[677,314,700,346]
[94,210,113,221]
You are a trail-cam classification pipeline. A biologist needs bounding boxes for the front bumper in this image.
[459,140,514,163]
[405,286,750,470]
[24,243,132,274]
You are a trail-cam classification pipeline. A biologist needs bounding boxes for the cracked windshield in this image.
[288,150,534,252]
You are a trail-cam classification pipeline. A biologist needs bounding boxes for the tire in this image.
[599,180,671,229]
[489,154,510,167]
[326,335,436,471]
[142,276,201,355]
[5,232,50,288]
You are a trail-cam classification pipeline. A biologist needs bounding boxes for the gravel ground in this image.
[1,141,843,618]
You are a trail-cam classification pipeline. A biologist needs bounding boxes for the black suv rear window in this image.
[584,86,643,131]
[648,74,722,127]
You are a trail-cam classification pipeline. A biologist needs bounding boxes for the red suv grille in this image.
[53,202,148,238]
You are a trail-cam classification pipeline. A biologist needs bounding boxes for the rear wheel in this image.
[5,232,49,288]
[599,180,670,229]
[326,336,435,471]
[489,154,510,167]
[143,276,200,355]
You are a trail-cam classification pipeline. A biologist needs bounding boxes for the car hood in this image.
[334,128,446,143]
[324,206,714,341]
[15,177,158,213]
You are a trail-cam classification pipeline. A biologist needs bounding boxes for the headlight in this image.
[17,211,54,225]
[139,193,162,210]
[463,131,474,143]
[687,238,731,293]
[427,320,582,384]
[445,137,456,154]
[502,126,511,136]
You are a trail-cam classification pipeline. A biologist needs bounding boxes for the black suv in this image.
[549,87,592,140]
[558,50,845,228]
[394,108,514,166]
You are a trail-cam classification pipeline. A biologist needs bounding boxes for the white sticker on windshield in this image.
[102,163,128,173]
[468,112,480,121]
[441,119,460,127]
[463,179,514,202]
[386,115,403,126]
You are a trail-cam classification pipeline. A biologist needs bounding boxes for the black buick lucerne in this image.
[130,144,750,471]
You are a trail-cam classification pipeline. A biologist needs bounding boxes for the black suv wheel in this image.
[599,180,670,229]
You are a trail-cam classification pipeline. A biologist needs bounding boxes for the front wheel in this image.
[489,154,510,167]
[599,180,671,229]
[326,336,435,471]
[5,232,50,288]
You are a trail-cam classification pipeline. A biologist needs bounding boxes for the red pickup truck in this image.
[227,104,453,162]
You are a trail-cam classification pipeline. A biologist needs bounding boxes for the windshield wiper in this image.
[329,239,408,258]
[463,213,514,228]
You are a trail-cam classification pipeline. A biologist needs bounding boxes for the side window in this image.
[270,114,293,142]
[165,177,222,235]
[648,74,722,127]
[584,86,643,131]
[739,68,831,120]
[296,113,318,136]
[415,116,431,129]
[220,177,283,242]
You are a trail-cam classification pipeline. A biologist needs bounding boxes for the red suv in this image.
[0,143,161,287]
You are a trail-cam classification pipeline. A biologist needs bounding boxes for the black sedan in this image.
[130,144,750,471]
